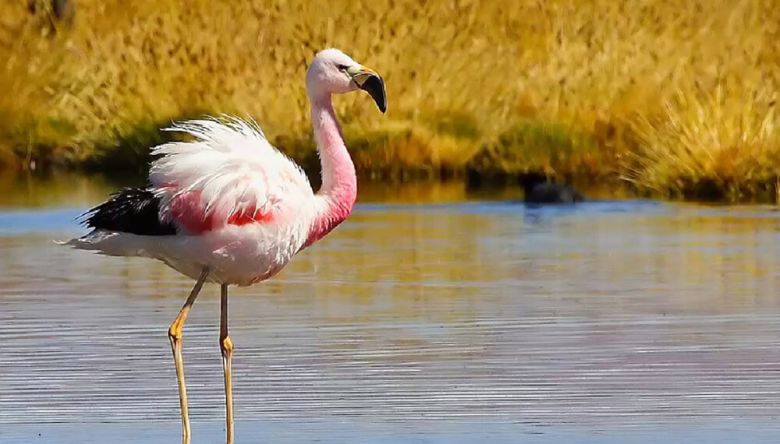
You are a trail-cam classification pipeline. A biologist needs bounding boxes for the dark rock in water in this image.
[520,173,584,204]
[525,182,584,204]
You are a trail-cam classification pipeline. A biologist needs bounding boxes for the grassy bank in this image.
[1,0,778,201]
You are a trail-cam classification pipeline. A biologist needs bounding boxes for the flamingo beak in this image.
[347,65,387,113]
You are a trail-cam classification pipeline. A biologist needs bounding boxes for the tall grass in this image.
[627,82,779,200]
[1,0,778,200]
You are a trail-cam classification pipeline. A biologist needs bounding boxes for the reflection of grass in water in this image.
[0,171,479,207]
[0,0,778,201]
[0,171,126,208]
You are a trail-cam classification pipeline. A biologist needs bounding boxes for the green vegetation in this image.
[1,0,778,201]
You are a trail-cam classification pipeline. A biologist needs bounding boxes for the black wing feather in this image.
[81,187,177,236]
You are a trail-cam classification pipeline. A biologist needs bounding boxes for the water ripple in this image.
[1,201,780,440]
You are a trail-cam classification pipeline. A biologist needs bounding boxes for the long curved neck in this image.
[305,92,357,246]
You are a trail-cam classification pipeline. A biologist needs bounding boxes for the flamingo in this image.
[65,48,386,444]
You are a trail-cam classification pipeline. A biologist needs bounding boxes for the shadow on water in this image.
[0,173,779,443]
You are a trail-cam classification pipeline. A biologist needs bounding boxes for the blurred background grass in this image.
[1,0,778,201]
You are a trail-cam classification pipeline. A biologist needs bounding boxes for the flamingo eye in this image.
[336,64,349,71]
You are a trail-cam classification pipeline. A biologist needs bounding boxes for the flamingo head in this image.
[306,48,387,113]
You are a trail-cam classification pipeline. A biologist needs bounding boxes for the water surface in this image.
[1,176,779,443]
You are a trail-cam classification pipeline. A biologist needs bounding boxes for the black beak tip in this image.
[360,75,387,114]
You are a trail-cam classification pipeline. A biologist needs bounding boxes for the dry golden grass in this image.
[627,82,779,200]
[1,0,779,200]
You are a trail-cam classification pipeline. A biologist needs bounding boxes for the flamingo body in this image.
[71,118,320,285]
[68,49,386,286]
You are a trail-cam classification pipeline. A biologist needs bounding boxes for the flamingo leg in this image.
[168,268,209,444]
[220,283,235,444]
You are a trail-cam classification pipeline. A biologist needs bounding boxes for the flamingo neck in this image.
[306,93,357,246]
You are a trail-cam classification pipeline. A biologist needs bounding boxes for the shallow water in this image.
[1,176,779,443]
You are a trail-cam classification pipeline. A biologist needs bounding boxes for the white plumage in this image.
[151,117,313,233]
[69,117,319,286]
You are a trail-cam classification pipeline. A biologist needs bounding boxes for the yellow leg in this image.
[168,268,209,444]
[220,283,235,444]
